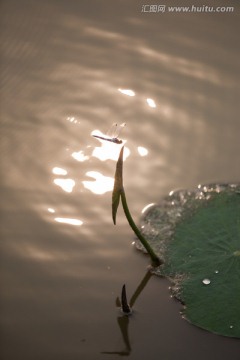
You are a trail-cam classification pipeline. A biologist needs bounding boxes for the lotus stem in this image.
[120,188,162,267]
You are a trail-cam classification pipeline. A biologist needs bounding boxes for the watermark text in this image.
[141,4,234,13]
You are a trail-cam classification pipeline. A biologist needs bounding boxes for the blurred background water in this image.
[1,0,240,359]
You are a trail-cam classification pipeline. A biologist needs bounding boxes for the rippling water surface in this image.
[1,1,240,359]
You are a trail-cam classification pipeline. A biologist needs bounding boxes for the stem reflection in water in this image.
[102,271,152,356]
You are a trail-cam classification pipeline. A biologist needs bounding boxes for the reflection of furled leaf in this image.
[139,184,240,337]
[112,146,124,225]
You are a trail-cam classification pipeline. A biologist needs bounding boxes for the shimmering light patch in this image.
[82,171,114,194]
[141,203,155,214]
[48,208,55,213]
[55,218,83,226]
[67,116,78,124]
[118,88,135,96]
[72,150,89,162]
[52,167,68,175]
[92,141,130,161]
[67,116,74,122]
[146,98,156,108]
[53,178,75,193]
[138,146,148,156]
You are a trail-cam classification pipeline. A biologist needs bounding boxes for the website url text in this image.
[141,5,235,13]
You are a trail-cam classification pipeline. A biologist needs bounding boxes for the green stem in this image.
[120,188,162,267]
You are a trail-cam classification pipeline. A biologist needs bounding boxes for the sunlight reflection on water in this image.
[82,171,114,194]
[54,217,83,226]
[53,178,76,193]
[91,140,130,162]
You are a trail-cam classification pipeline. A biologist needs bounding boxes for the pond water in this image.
[1,1,240,359]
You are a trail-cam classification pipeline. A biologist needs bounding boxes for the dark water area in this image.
[1,0,240,359]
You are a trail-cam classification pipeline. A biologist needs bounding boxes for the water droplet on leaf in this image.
[202,279,211,285]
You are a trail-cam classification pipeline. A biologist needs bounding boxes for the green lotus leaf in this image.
[138,184,240,337]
